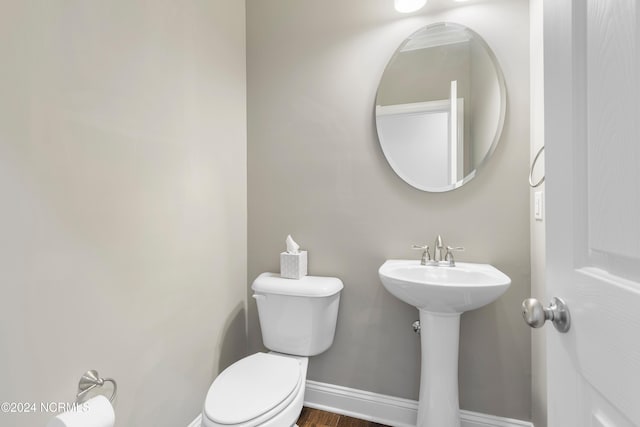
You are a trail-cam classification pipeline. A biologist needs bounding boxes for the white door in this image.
[377,110,451,188]
[544,0,640,426]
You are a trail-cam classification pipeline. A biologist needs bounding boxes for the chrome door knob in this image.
[522,298,548,328]
[521,297,571,333]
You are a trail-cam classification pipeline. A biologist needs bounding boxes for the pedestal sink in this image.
[378,260,511,427]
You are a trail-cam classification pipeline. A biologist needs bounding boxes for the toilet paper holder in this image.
[76,370,117,404]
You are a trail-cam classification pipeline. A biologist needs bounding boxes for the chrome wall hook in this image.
[76,370,117,403]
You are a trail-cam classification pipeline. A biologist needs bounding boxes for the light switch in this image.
[534,191,543,221]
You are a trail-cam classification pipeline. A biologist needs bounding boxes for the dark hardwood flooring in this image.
[297,407,389,427]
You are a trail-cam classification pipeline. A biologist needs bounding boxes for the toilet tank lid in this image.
[252,273,343,297]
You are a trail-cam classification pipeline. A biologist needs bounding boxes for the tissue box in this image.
[280,251,308,279]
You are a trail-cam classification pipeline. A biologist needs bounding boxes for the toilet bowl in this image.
[199,273,343,427]
[201,353,308,427]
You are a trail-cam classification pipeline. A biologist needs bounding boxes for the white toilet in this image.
[200,272,343,427]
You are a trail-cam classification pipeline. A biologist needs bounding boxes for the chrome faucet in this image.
[433,235,444,262]
[414,236,464,266]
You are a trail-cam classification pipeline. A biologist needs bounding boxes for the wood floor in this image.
[297,407,389,427]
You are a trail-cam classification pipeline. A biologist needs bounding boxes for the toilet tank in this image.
[251,273,343,356]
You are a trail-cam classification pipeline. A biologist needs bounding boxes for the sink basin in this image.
[379,260,511,313]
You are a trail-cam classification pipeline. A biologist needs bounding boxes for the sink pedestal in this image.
[417,310,461,427]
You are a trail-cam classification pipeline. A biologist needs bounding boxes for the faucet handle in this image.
[412,245,431,265]
[444,246,465,266]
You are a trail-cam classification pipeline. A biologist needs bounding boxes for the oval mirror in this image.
[375,23,506,192]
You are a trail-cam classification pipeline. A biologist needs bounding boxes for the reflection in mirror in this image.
[375,23,506,192]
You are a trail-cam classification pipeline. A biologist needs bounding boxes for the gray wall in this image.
[247,0,531,421]
[0,2,246,426]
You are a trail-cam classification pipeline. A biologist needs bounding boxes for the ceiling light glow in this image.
[394,0,427,13]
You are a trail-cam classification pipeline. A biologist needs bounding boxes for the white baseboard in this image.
[188,380,534,427]
[304,380,534,427]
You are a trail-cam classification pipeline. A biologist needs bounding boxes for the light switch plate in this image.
[534,191,543,221]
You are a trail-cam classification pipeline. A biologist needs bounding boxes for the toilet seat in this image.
[203,353,303,427]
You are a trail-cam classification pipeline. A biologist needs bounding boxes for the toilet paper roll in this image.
[46,395,115,427]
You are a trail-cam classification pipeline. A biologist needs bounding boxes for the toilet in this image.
[200,272,343,427]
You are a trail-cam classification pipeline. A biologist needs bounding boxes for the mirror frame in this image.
[375,22,507,192]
